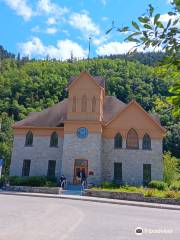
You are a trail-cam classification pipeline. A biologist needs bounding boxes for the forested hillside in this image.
[0,46,179,173]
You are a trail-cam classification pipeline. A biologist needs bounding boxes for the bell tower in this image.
[67,71,105,122]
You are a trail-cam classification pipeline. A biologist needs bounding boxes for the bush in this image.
[144,189,155,197]
[169,181,180,191]
[100,181,118,189]
[8,176,57,187]
[164,190,176,198]
[163,152,178,184]
[148,181,168,190]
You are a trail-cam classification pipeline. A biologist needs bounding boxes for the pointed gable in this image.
[104,100,166,139]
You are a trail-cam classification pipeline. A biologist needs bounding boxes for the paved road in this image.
[0,195,179,240]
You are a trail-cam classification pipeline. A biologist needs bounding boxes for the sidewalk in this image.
[0,190,179,211]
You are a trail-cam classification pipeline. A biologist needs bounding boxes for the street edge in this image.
[0,191,180,211]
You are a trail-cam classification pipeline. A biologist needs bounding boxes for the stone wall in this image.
[10,135,63,177]
[6,186,59,194]
[102,138,163,185]
[62,133,102,183]
[85,189,180,205]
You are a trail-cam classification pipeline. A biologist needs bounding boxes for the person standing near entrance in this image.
[80,170,87,189]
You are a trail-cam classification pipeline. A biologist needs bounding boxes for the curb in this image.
[0,191,180,211]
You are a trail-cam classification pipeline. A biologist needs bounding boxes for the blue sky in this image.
[0,0,173,60]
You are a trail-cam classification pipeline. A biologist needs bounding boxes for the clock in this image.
[77,127,88,139]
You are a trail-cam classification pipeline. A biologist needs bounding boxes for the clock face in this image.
[77,127,88,139]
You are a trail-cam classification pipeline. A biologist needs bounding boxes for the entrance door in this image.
[143,164,151,186]
[73,159,88,184]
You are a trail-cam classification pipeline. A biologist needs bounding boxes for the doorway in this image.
[143,164,151,186]
[73,159,88,184]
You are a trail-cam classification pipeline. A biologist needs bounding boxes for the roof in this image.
[14,99,68,127]
[68,72,106,88]
[13,96,126,127]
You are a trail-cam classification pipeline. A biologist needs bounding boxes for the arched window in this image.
[25,131,33,146]
[142,133,151,150]
[92,96,96,112]
[114,133,122,149]
[72,96,76,112]
[50,132,58,147]
[126,128,139,149]
[81,95,87,112]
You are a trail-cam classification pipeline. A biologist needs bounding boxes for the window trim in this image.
[22,159,31,177]
[47,160,56,177]
[50,132,59,148]
[25,131,33,147]
[142,133,151,150]
[126,128,139,150]
[114,133,123,149]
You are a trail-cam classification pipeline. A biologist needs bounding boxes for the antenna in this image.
[88,36,92,62]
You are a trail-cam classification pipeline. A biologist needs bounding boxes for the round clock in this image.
[77,127,88,139]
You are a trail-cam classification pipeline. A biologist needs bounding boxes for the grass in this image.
[92,185,180,199]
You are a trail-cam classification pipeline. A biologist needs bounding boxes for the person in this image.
[81,170,87,189]
[59,175,66,189]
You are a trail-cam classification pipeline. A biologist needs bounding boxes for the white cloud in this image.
[3,0,33,21]
[31,25,41,33]
[101,16,108,21]
[101,0,107,5]
[46,17,57,25]
[19,37,87,60]
[69,12,100,37]
[46,27,58,34]
[37,0,68,16]
[96,41,162,56]
[159,13,180,25]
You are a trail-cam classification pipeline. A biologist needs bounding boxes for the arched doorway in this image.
[73,159,88,184]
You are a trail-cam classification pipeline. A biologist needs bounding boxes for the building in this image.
[10,72,166,185]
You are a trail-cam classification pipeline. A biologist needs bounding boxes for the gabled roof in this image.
[105,100,166,133]
[68,71,105,89]
[13,96,126,128]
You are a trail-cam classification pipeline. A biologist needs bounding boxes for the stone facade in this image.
[102,138,163,185]
[10,135,63,177]
[62,133,102,184]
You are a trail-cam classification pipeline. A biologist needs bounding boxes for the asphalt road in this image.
[0,195,179,240]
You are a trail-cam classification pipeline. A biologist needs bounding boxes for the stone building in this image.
[10,72,166,185]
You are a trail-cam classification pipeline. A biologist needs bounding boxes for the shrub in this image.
[148,181,168,190]
[163,152,178,184]
[100,181,118,189]
[164,191,176,198]
[8,176,56,187]
[144,189,155,197]
[169,181,180,191]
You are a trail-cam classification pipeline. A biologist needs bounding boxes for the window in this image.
[114,162,122,182]
[50,132,58,147]
[72,96,76,112]
[143,164,151,185]
[22,159,31,176]
[25,131,33,146]
[126,128,139,149]
[92,96,96,112]
[47,160,56,177]
[114,133,122,149]
[142,133,151,150]
[81,95,87,112]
